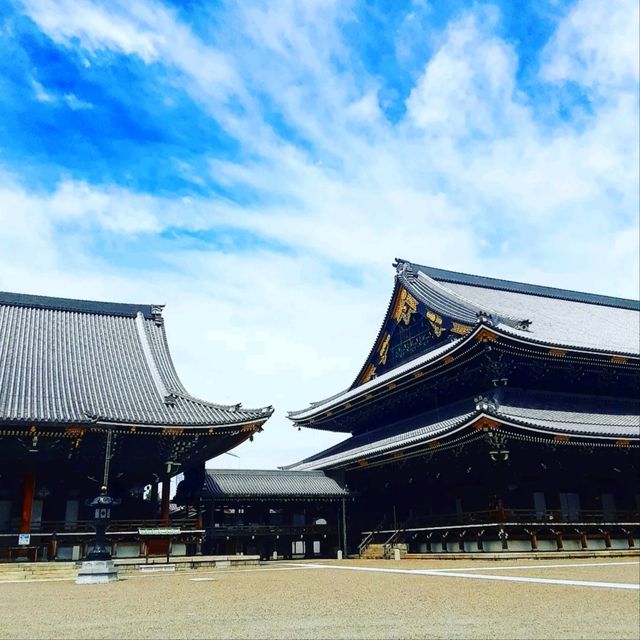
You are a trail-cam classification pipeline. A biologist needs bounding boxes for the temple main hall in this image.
[287,260,640,555]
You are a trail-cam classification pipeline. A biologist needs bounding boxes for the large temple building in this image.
[0,291,273,561]
[287,260,640,555]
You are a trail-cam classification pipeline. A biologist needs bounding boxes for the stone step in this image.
[0,562,79,582]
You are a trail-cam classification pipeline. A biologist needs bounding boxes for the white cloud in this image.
[406,7,527,137]
[7,0,640,467]
[540,0,639,91]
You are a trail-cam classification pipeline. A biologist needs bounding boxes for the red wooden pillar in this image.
[161,479,170,525]
[20,471,36,534]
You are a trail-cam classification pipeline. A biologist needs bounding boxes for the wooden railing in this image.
[362,509,640,537]
[207,524,336,537]
[0,518,200,536]
[358,515,389,557]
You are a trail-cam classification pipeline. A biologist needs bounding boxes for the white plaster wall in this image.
[587,538,607,550]
[561,538,581,551]
[116,544,140,558]
[610,538,630,549]
[535,539,557,551]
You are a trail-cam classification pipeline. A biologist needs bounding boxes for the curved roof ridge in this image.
[135,312,171,402]
[143,320,189,395]
[398,261,529,329]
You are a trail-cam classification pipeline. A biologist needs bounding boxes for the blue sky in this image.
[0,0,638,468]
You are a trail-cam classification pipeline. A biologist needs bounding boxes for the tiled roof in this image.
[406,261,640,355]
[0,291,273,426]
[495,389,640,438]
[288,262,639,421]
[204,469,350,498]
[287,409,473,471]
[413,264,639,311]
[287,392,639,470]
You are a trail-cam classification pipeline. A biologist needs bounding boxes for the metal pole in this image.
[341,498,347,557]
[102,429,113,489]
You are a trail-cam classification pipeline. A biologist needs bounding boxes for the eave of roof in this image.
[288,332,467,422]
[204,468,350,498]
[287,395,640,471]
[289,321,639,425]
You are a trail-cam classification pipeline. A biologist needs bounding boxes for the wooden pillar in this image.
[150,482,159,511]
[530,531,538,551]
[161,479,170,525]
[20,471,36,534]
[555,531,564,551]
[628,533,635,548]
[49,536,58,561]
[603,531,612,548]
[580,531,588,549]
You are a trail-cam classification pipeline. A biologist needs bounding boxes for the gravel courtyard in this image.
[0,558,638,640]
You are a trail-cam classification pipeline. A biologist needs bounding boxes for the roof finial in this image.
[151,305,165,326]
[393,258,413,277]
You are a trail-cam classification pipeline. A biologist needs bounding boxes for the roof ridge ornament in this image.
[393,258,418,279]
[476,311,496,326]
[474,394,499,415]
[151,305,165,326]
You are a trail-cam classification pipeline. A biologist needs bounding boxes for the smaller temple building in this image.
[200,469,351,559]
[0,291,273,561]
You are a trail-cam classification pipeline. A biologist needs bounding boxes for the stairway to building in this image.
[360,543,410,559]
[0,562,78,582]
[359,543,386,559]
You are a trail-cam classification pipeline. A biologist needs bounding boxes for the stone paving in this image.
[0,558,638,639]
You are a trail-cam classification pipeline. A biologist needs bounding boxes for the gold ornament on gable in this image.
[391,289,417,325]
[378,333,391,365]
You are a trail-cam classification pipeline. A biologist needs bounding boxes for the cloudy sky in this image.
[0,0,638,469]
